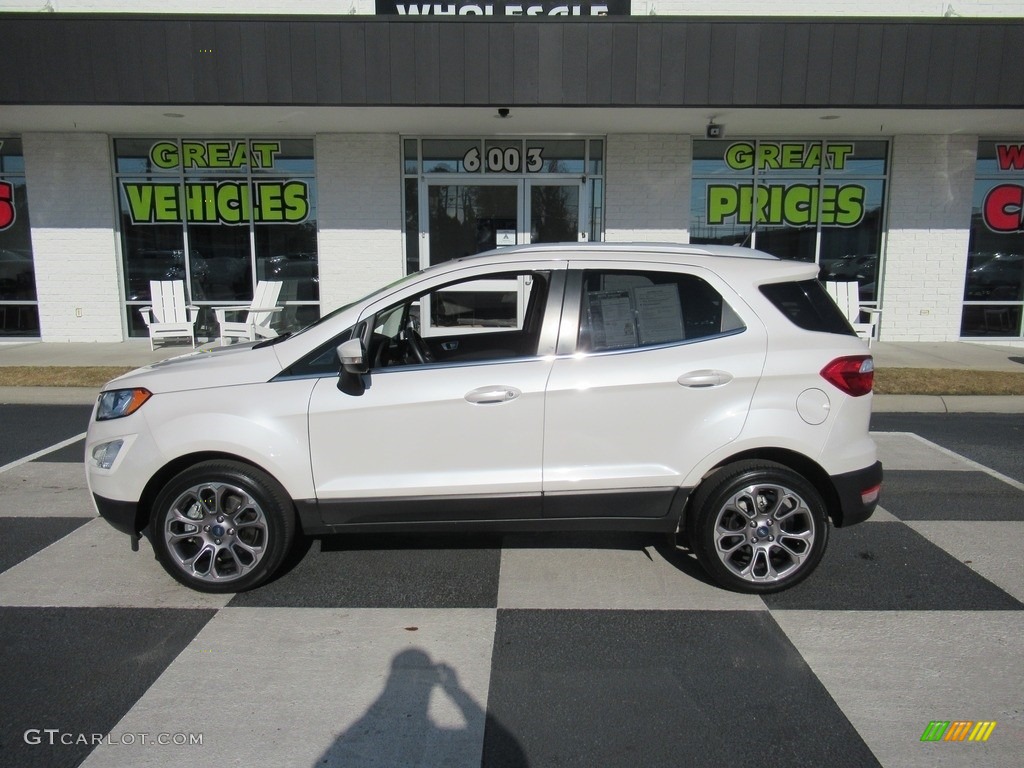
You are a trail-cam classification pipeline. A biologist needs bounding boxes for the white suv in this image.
[86,243,881,594]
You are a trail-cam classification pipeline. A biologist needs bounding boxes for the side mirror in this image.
[338,337,368,375]
[336,337,367,396]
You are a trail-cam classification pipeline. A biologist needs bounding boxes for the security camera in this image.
[706,122,724,139]
[497,107,510,118]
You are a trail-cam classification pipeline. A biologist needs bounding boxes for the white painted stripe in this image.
[0,432,87,474]
[894,431,1024,493]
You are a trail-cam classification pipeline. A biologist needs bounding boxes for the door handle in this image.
[677,370,733,388]
[465,386,521,404]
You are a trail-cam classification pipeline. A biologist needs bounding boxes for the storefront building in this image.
[1,4,1022,345]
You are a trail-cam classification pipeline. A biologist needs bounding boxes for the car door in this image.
[541,261,767,518]
[307,264,565,526]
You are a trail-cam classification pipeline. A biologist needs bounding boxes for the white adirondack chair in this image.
[139,280,199,350]
[824,280,881,346]
[214,281,283,346]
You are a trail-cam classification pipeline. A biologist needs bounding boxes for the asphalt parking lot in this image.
[0,404,1021,768]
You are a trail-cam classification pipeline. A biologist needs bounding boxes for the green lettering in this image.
[229,142,250,169]
[783,184,815,225]
[282,181,309,222]
[757,144,781,171]
[834,185,865,226]
[250,142,281,169]
[826,143,854,170]
[206,142,231,168]
[803,143,822,170]
[216,182,250,224]
[707,185,740,225]
[150,142,179,170]
[724,143,754,171]
[256,182,285,222]
[153,185,181,222]
[181,142,206,169]
[184,183,215,222]
[781,144,804,170]
[124,184,155,223]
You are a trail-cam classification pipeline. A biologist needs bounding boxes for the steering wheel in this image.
[401,321,435,364]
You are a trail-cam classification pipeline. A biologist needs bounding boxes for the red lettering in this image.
[996,144,1024,172]
[0,182,14,230]
[983,184,1024,233]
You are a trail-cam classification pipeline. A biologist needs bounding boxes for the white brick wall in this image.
[604,134,690,244]
[22,133,123,342]
[880,135,977,342]
[315,134,404,313]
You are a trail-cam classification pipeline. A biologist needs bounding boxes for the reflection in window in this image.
[369,271,550,368]
[961,141,1024,338]
[115,138,319,339]
[0,139,40,337]
[690,140,888,302]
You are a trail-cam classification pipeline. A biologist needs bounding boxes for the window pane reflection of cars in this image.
[964,252,1024,300]
[0,248,37,299]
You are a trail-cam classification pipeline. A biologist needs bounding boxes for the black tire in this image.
[685,460,829,594]
[149,460,296,593]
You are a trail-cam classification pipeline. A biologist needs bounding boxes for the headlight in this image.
[96,388,152,421]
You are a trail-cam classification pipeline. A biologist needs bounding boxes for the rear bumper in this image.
[93,494,142,536]
[830,461,883,527]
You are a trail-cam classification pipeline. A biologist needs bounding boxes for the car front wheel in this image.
[149,460,296,593]
[685,461,829,594]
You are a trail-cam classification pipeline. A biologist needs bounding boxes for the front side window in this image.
[961,141,1024,338]
[114,138,319,338]
[369,270,551,369]
[577,270,744,353]
[0,138,39,337]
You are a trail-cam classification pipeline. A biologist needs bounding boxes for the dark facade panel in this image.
[339,23,368,104]
[537,24,563,104]
[610,23,638,106]
[779,24,810,106]
[0,15,1020,109]
[513,23,541,105]
[852,25,883,106]
[586,24,614,105]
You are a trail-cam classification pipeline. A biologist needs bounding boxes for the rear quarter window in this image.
[759,280,856,336]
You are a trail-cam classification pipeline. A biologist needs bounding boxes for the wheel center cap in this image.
[211,524,226,538]
[755,525,771,538]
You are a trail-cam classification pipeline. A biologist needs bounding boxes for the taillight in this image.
[820,355,874,397]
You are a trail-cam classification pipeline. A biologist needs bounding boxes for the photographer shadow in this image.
[315,648,526,767]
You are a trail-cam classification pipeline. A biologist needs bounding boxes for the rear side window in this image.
[760,280,856,336]
[578,270,745,353]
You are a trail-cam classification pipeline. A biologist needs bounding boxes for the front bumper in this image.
[830,461,883,527]
[93,493,142,536]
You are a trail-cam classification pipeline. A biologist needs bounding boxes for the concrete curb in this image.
[871,394,1024,413]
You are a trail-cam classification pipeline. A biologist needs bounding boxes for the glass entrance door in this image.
[421,178,584,336]
[425,182,520,265]
[526,180,585,245]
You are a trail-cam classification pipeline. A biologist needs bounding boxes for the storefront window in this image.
[691,140,888,304]
[403,137,605,272]
[960,141,1024,339]
[114,138,319,338]
[0,138,39,337]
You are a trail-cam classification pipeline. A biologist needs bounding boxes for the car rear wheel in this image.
[685,461,828,594]
[149,460,296,593]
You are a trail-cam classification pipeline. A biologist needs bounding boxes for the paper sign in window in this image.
[586,290,637,350]
[634,284,684,345]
